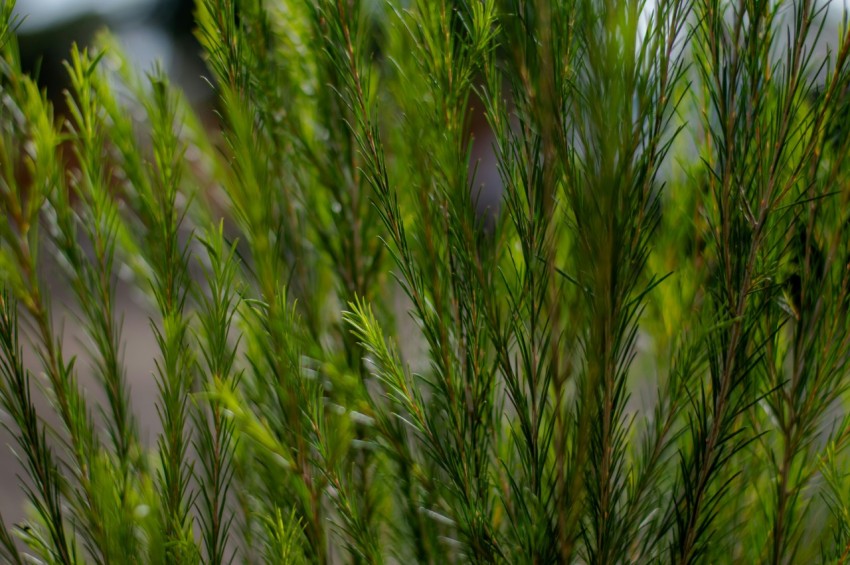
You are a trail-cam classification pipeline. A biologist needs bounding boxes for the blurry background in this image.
[15,0,208,106]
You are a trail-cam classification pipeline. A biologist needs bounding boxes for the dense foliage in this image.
[2,0,850,562]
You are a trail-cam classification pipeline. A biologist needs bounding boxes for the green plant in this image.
[1,0,850,562]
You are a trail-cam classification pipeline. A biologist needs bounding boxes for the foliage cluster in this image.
[2,0,850,562]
